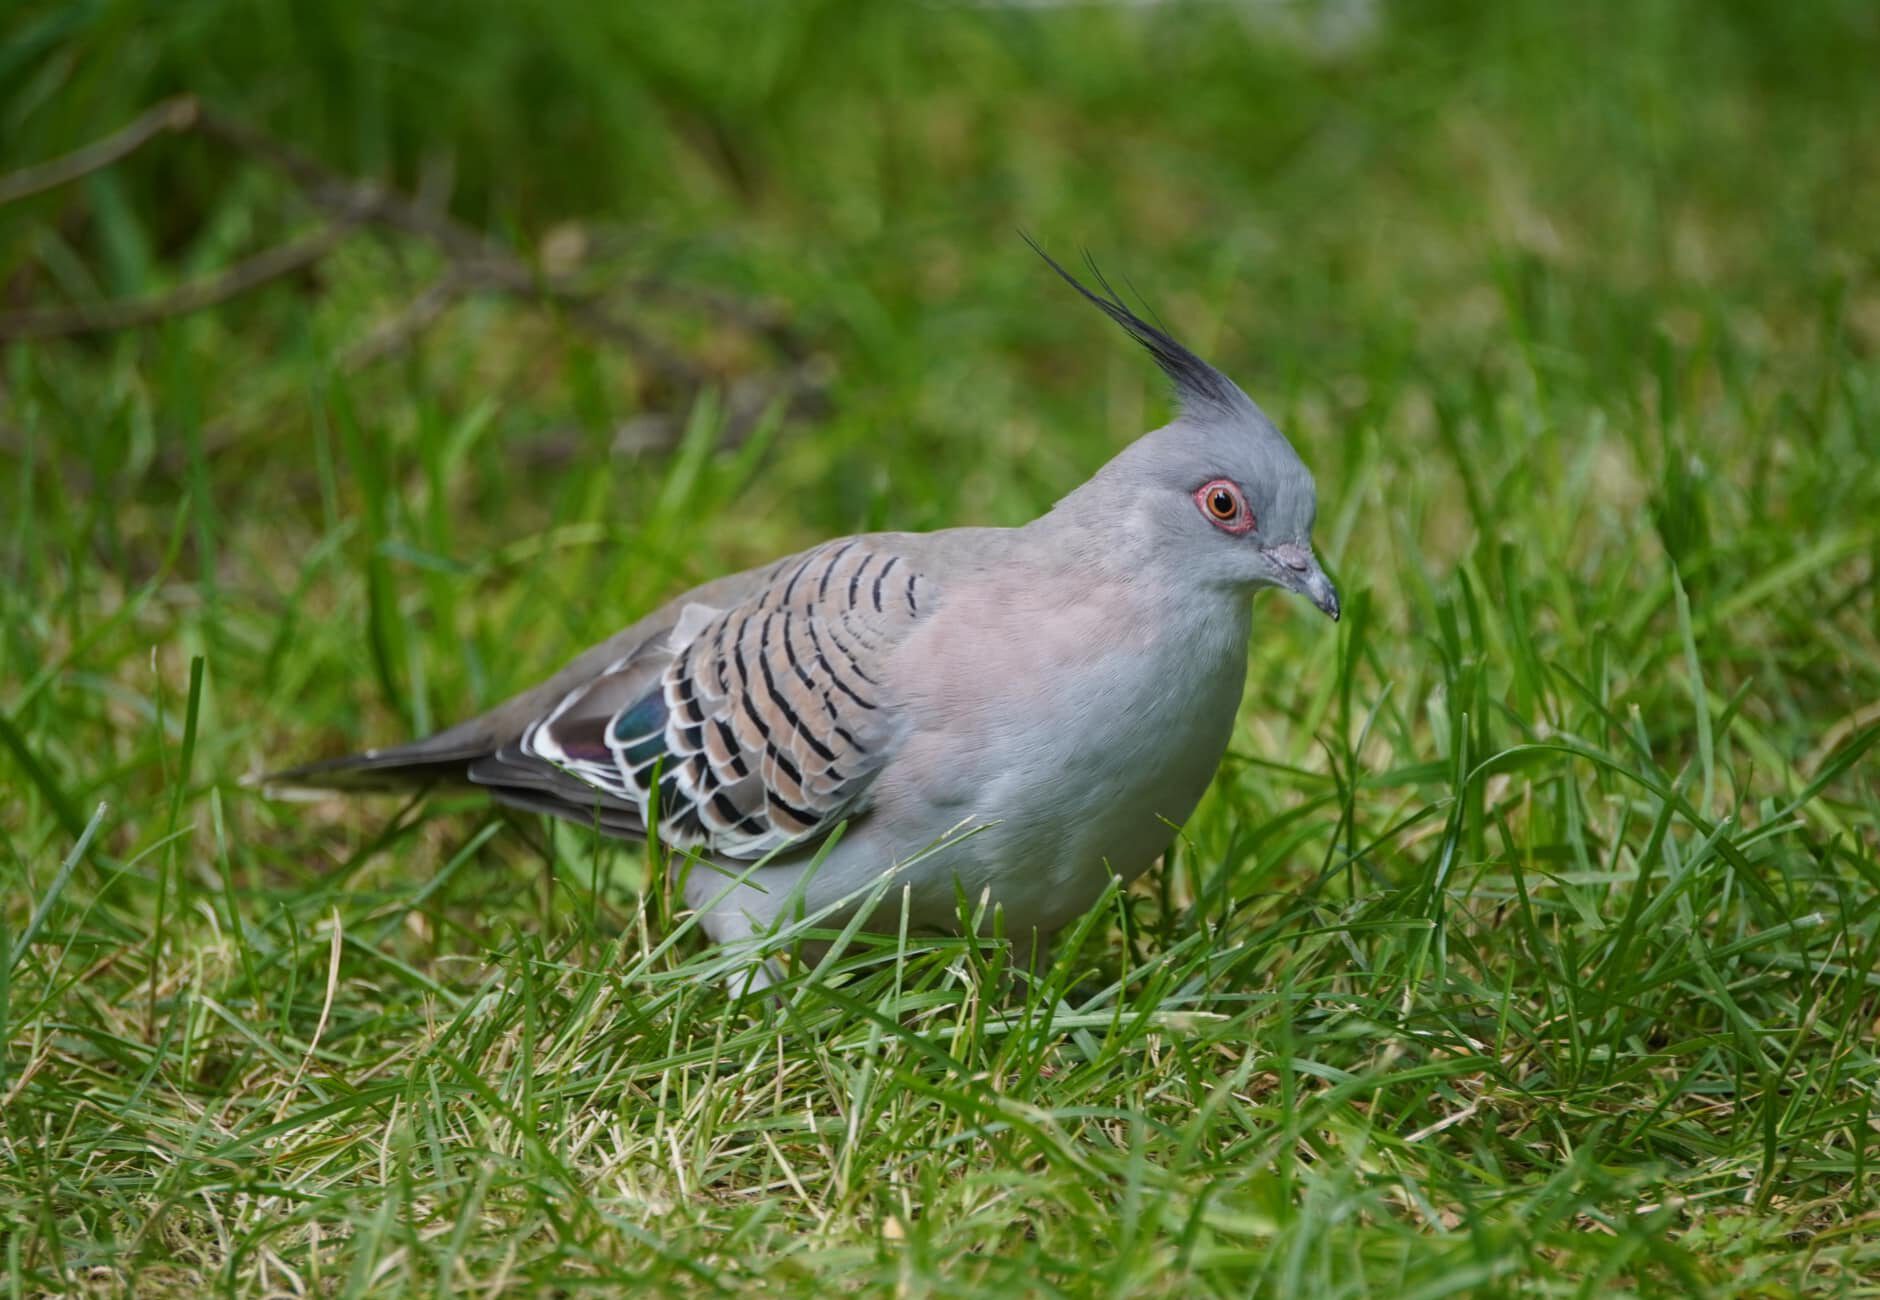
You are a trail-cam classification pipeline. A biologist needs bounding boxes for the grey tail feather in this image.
[1020,232,1247,417]
[262,743,651,843]
[259,739,489,794]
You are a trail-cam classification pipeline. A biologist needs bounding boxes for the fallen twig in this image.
[338,270,470,372]
[0,95,817,402]
[0,97,201,208]
[0,222,352,342]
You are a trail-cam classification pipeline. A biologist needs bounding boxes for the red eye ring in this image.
[1195,479,1255,534]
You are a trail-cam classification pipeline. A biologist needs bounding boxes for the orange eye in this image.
[1195,479,1254,533]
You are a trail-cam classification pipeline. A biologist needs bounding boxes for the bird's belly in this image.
[966,702,1236,929]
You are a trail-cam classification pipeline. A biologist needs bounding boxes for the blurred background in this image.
[4,0,1875,759]
[3,1,1879,1290]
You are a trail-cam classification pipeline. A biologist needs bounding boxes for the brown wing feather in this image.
[512,539,935,858]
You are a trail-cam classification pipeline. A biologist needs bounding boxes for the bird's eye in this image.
[1195,479,1254,533]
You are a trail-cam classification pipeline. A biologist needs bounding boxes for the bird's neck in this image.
[1017,507,1254,671]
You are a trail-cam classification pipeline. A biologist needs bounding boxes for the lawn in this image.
[3,0,1879,1294]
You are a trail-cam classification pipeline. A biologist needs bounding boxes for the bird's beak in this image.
[1301,565,1341,621]
[1266,543,1341,622]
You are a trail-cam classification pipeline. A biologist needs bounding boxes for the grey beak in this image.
[1267,543,1341,621]
[1302,568,1340,621]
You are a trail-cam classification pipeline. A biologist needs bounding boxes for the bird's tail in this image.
[255,729,494,796]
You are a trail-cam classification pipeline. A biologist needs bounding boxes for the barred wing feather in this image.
[470,539,932,858]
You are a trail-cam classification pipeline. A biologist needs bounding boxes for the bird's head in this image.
[1033,241,1339,620]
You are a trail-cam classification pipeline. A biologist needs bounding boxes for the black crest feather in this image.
[1023,233,1246,417]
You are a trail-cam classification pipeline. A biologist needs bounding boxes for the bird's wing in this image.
[466,537,936,858]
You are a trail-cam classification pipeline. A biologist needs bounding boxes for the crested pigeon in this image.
[268,249,1340,985]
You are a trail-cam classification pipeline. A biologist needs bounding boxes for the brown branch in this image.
[0,96,200,208]
[334,267,704,382]
[185,104,503,266]
[0,97,821,398]
[338,271,469,371]
[186,108,737,377]
[0,222,352,341]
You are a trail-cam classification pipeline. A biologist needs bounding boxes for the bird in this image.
[266,246,1340,988]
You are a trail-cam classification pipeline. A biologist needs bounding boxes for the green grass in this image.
[4,0,1880,1293]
